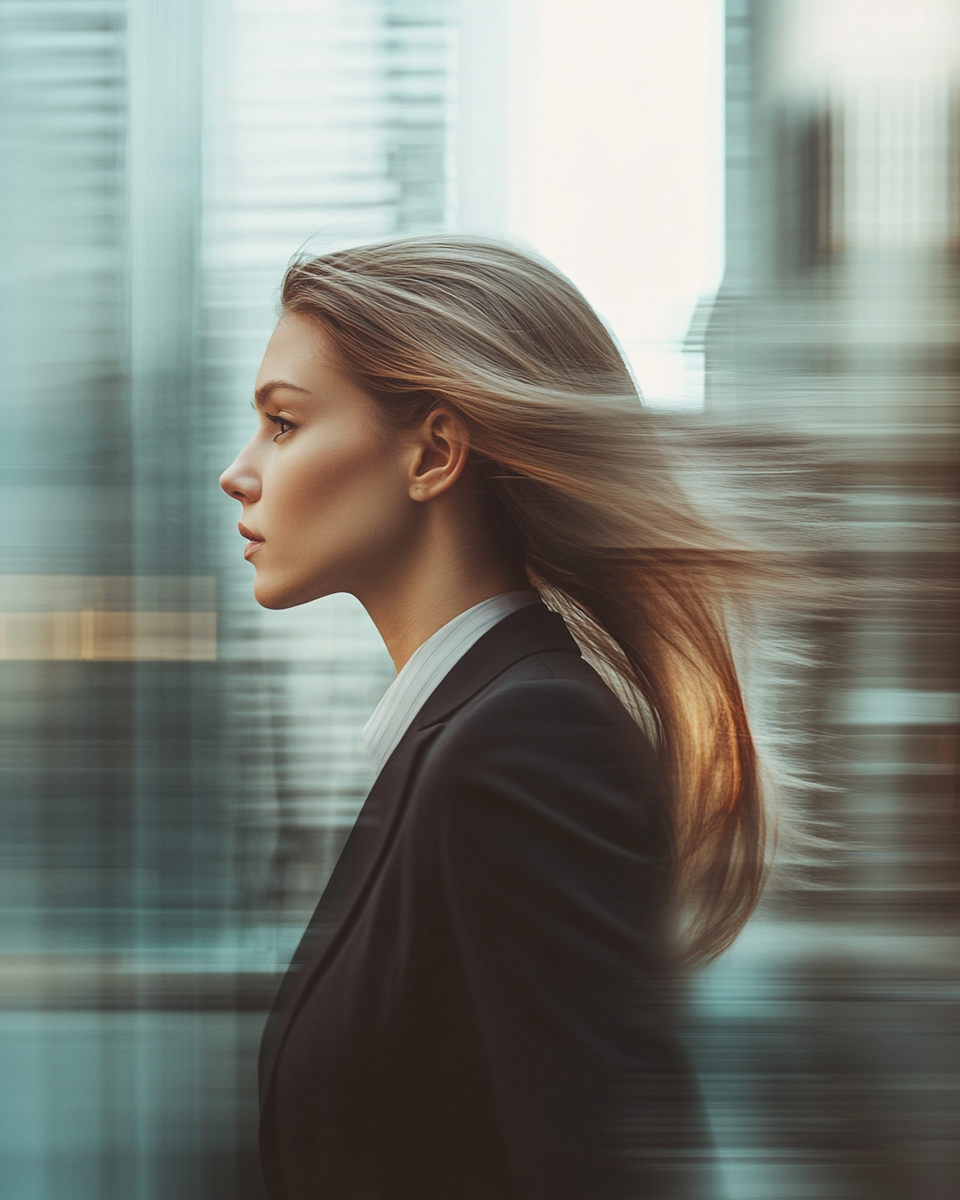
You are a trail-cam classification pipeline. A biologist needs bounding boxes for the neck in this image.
[357,498,529,672]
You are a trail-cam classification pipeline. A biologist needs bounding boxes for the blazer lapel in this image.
[258,721,438,1101]
[411,605,578,732]
[258,603,581,1104]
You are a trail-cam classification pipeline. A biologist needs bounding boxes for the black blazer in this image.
[258,604,710,1200]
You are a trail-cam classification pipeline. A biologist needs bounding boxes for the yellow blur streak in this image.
[0,577,217,661]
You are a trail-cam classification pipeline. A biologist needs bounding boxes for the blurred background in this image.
[0,0,957,1196]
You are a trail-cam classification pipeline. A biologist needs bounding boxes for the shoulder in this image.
[431,653,655,771]
[415,656,668,848]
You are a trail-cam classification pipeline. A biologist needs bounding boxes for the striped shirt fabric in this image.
[362,591,543,779]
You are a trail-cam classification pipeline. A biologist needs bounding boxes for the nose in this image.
[219,444,261,503]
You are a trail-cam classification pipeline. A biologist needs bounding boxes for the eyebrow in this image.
[254,379,311,409]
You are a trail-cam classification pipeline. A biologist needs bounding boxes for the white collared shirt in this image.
[362,591,543,779]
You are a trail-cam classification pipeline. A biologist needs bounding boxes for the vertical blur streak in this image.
[693,3,960,1198]
[0,1,957,1198]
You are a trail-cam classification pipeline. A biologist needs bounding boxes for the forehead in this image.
[253,313,386,431]
[255,313,340,390]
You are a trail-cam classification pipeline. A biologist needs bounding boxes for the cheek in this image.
[272,430,408,545]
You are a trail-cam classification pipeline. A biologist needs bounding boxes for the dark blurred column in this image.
[696,4,960,1198]
[708,0,960,907]
[128,0,203,575]
[126,1,239,1193]
[126,0,208,942]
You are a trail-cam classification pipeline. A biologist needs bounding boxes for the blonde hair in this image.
[281,234,775,968]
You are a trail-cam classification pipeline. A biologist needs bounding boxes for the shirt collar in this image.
[362,591,542,779]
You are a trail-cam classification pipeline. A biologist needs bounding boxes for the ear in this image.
[408,408,471,502]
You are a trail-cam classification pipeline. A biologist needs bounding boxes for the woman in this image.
[220,236,771,1199]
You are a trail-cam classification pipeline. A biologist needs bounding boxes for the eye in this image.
[266,413,295,440]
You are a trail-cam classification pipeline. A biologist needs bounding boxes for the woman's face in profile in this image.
[219,313,417,609]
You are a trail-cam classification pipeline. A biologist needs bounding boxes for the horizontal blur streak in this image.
[0,1,957,1200]
[0,577,218,659]
[0,613,217,661]
[0,576,217,609]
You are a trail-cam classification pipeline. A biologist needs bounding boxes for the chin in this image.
[253,572,332,611]
[253,575,299,610]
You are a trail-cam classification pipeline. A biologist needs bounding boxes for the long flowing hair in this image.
[281,234,778,968]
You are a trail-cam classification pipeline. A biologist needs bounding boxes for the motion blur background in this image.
[0,0,957,1196]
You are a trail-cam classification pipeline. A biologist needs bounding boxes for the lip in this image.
[238,522,265,560]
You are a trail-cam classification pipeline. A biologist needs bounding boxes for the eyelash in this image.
[266,413,295,440]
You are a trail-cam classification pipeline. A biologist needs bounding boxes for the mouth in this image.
[238,522,265,560]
